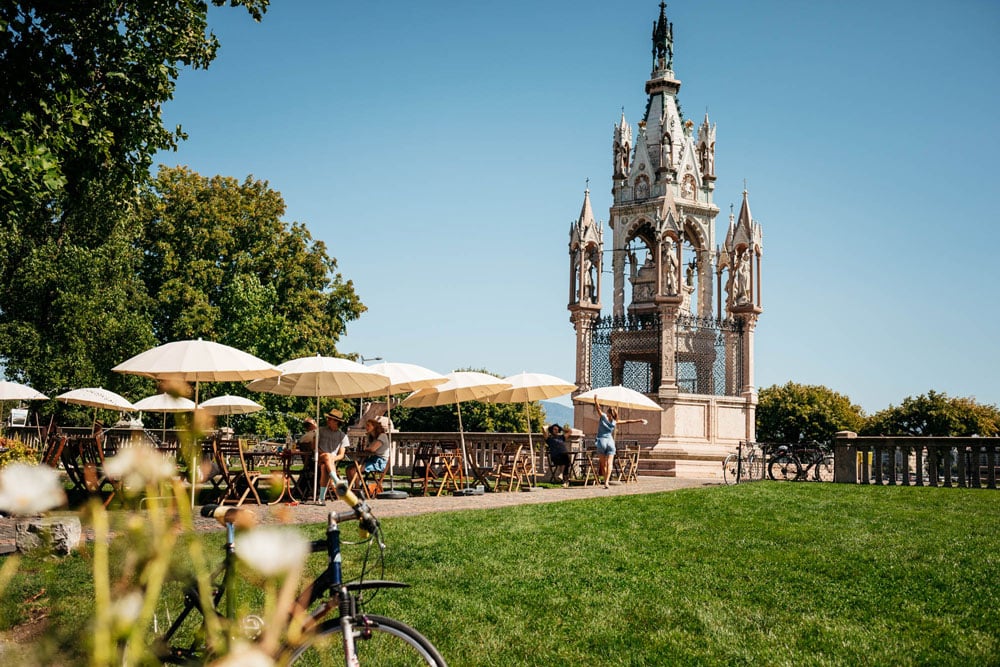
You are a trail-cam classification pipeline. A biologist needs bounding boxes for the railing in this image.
[386,432,550,476]
[833,433,1000,489]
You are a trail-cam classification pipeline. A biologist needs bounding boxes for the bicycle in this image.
[767,442,834,482]
[148,477,447,666]
[722,441,765,484]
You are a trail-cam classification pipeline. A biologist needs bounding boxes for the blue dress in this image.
[595,414,616,455]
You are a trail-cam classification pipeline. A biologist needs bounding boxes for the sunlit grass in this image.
[4,483,999,665]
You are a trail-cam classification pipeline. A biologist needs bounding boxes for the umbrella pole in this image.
[191,382,201,508]
[524,402,537,487]
[313,395,320,504]
[456,402,470,490]
[377,395,408,500]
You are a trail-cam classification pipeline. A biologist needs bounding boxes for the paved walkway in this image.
[191,476,718,531]
[0,477,718,551]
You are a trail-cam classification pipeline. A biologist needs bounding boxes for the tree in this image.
[138,166,364,363]
[862,391,1000,436]
[0,1,268,399]
[756,382,865,445]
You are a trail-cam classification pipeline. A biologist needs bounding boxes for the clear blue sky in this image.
[157,0,1000,415]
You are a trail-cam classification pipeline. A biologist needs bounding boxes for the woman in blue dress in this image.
[593,395,646,488]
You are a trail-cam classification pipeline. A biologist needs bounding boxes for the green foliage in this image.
[0,1,268,405]
[0,436,39,467]
[137,166,364,363]
[862,390,1000,436]
[756,381,865,444]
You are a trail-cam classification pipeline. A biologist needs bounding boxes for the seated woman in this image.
[546,424,571,486]
[346,418,390,493]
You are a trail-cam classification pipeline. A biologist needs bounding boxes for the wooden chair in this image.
[488,443,525,492]
[408,443,440,496]
[347,455,389,499]
[40,434,68,468]
[76,436,120,507]
[580,450,602,487]
[618,445,640,483]
[213,438,263,506]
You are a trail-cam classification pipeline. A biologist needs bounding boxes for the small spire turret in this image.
[652,2,674,73]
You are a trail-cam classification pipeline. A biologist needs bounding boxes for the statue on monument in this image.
[733,249,751,305]
[661,240,678,295]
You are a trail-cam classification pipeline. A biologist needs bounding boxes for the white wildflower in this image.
[235,526,309,578]
[104,447,176,490]
[0,463,66,515]
[209,642,275,667]
[111,590,144,633]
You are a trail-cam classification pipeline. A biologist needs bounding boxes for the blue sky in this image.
[157,0,1000,414]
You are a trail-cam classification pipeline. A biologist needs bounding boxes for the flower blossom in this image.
[0,463,66,515]
[104,447,176,491]
[209,642,275,667]
[235,526,309,578]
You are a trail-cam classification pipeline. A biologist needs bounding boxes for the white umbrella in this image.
[0,380,48,439]
[572,385,664,412]
[57,387,135,411]
[113,339,280,506]
[199,395,263,416]
[365,362,448,498]
[492,372,577,487]
[199,394,263,430]
[247,355,390,502]
[56,387,136,432]
[402,372,512,492]
[0,380,48,402]
[132,393,196,444]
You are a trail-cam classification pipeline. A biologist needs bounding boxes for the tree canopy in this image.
[756,382,866,445]
[862,391,1000,437]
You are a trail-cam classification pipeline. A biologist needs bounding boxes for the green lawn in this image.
[3,483,999,665]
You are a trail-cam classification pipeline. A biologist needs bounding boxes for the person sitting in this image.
[312,410,348,503]
[545,424,571,486]
[346,418,390,494]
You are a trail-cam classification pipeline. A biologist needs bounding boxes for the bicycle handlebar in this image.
[200,503,257,529]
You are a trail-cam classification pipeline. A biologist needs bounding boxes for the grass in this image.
[3,483,1000,665]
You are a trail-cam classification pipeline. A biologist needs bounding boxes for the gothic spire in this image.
[652,2,674,72]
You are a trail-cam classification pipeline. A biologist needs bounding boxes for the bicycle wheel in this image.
[815,455,835,482]
[746,453,765,482]
[768,455,801,481]
[722,454,740,485]
[288,614,447,666]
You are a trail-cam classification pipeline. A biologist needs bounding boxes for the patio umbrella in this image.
[492,372,577,487]
[112,338,280,506]
[401,371,512,493]
[0,380,48,439]
[572,385,664,412]
[246,355,390,502]
[199,395,263,428]
[132,392,196,444]
[56,387,136,432]
[365,362,448,498]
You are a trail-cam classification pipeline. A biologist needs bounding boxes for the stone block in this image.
[15,515,82,555]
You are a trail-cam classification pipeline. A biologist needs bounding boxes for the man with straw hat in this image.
[314,409,348,503]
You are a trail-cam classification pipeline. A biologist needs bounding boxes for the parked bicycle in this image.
[767,442,834,482]
[722,441,765,484]
[148,477,447,666]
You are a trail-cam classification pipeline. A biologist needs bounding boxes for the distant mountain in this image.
[540,400,573,427]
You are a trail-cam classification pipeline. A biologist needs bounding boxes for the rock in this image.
[15,515,82,555]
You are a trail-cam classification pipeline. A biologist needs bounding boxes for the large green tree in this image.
[756,382,866,445]
[0,1,268,399]
[862,391,1000,437]
[138,166,364,363]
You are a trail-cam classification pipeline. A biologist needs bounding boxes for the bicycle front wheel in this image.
[816,455,835,482]
[768,455,801,481]
[722,454,740,485]
[287,614,447,666]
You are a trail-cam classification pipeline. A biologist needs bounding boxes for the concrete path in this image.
[191,476,718,531]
